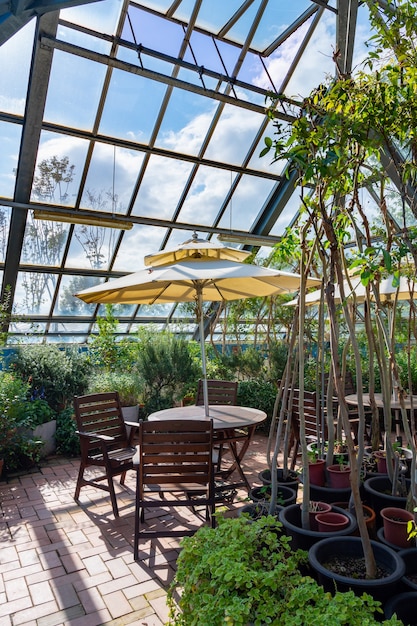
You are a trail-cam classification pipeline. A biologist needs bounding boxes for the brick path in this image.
[0,433,271,626]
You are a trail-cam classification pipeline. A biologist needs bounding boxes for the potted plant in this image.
[166,514,401,625]
[327,456,351,489]
[249,483,297,507]
[380,506,415,549]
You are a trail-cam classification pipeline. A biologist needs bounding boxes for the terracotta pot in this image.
[279,504,357,550]
[332,502,377,539]
[308,501,332,531]
[327,464,351,489]
[308,459,326,486]
[380,507,415,549]
[316,511,350,533]
[374,450,390,474]
[363,476,410,527]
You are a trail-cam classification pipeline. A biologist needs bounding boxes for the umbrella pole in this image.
[197,287,210,417]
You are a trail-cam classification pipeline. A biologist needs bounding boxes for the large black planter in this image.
[258,468,300,497]
[363,476,410,527]
[249,484,297,507]
[238,502,283,522]
[278,503,357,550]
[384,591,417,624]
[308,536,405,603]
[398,548,417,592]
[309,482,352,504]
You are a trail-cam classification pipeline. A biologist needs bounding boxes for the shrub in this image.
[237,379,277,433]
[55,407,80,457]
[87,370,143,406]
[10,345,91,411]
[167,515,402,626]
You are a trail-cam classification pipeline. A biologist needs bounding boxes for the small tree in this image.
[263,0,417,577]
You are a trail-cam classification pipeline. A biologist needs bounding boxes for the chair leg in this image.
[74,463,85,501]
[107,475,119,517]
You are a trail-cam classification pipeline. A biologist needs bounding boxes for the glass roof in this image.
[0,0,374,342]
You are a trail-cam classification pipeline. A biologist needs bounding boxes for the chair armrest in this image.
[76,430,114,442]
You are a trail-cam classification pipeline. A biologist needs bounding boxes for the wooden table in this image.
[148,405,267,491]
[345,392,417,437]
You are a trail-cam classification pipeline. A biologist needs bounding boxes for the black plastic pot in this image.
[308,536,405,603]
[363,476,410,527]
[278,503,357,550]
[384,591,417,624]
[309,482,352,504]
[257,468,299,496]
[398,548,417,592]
[249,484,296,507]
[238,502,283,522]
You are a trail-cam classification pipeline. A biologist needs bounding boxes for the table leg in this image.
[214,425,257,492]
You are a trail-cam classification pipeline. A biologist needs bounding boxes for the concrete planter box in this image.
[33,420,57,456]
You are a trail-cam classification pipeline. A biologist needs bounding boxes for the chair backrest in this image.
[195,379,238,406]
[137,419,214,492]
[289,388,320,439]
[73,392,129,454]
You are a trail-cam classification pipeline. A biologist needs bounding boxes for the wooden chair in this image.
[133,419,215,559]
[195,379,238,406]
[288,389,321,469]
[195,379,241,478]
[73,392,138,517]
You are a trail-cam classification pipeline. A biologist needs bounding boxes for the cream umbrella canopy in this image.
[76,234,320,415]
[285,275,417,307]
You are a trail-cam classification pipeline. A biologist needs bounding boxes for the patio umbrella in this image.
[75,234,320,415]
[285,275,416,307]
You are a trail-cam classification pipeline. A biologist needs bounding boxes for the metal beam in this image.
[1,12,58,324]
[0,0,102,45]
[336,0,359,76]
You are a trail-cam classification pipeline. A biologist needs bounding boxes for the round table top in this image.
[345,392,417,410]
[148,404,267,430]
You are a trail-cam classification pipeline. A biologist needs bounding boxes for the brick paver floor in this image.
[0,432,272,626]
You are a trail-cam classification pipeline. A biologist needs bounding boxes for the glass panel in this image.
[56,275,102,315]
[204,105,263,166]
[0,206,11,263]
[112,224,162,272]
[31,131,90,206]
[14,272,56,315]
[253,1,313,52]
[177,166,232,227]
[155,88,215,155]
[217,175,276,231]
[22,215,69,267]
[131,154,194,220]
[57,23,113,55]
[99,69,166,142]
[184,31,240,77]
[124,6,185,56]
[80,143,143,215]
[0,20,34,116]
[284,15,335,98]
[248,126,289,175]
[269,186,304,236]
[65,223,120,270]
[195,0,252,36]
[9,326,45,344]
[44,50,106,130]
[0,123,22,198]
[61,0,122,36]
